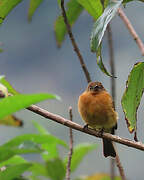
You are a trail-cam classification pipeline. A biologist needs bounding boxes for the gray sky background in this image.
[0,0,144,179]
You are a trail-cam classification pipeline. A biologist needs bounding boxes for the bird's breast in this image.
[78,91,117,129]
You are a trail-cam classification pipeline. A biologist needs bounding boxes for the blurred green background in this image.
[0,0,144,179]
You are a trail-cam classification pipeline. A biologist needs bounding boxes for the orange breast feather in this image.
[78,91,117,129]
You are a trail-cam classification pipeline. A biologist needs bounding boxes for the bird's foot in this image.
[83,124,89,130]
[98,128,104,137]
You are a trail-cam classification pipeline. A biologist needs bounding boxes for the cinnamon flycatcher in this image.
[78,82,118,157]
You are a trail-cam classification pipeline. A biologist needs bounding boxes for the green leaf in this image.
[0,93,59,120]
[57,0,61,7]
[90,0,122,76]
[0,76,18,95]
[0,141,42,162]
[0,155,27,168]
[33,121,49,135]
[32,121,67,160]
[29,162,48,177]
[0,0,22,24]
[0,163,31,180]
[46,158,66,180]
[121,62,144,133]
[0,49,3,53]
[42,143,59,161]
[65,143,98,172]
[96,45,113,77]
[0,133,67,162]
[77,0,103,20]
[28,176,41,180]
[28,0,43,21]
[90,0,122,52]
[3,134,67,149]
[54,0,83,47]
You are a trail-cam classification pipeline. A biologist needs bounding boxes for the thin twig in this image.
[115,149,127,180]
[66,107,73,180]
[107,24,126,180]
[60,0,91,83]
[107,23,116,180]
[118,8,144,56]
[27,105,144,152]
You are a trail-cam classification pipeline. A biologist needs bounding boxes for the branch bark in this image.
[115,150,126,180]
[66,107,73,180]
[118,8,144,56]
[27,105,144,152]
[60,0,91,83]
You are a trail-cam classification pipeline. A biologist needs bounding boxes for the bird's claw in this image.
[98,128,104,137]
[83,124,89,130]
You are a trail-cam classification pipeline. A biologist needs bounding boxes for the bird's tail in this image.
[102,138,116,157]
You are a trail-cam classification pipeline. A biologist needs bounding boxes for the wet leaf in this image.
[90,0,122,76]
[90,0,122,52]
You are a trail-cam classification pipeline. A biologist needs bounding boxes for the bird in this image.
[78,81,118,157]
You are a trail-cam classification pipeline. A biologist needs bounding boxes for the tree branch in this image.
[118,8,144,56]
[115,150,126,180]
[66,107,73,180]
[60,0,91,83]
[27,105,144,152]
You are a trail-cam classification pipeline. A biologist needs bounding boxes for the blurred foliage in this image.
[0,78,60,123]
[0,0,22,24]
[0,48,3,53]
[64,143,98,172]
[54,0,83,47]
[0,122,98,179]
[28,0,43,21]
[0,163,32,180]
[75,173,121,180]
[0,93,59,120]
[0,0,144,179]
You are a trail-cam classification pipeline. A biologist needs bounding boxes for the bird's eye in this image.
[93,85,100,91]
[89,86,93,91]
